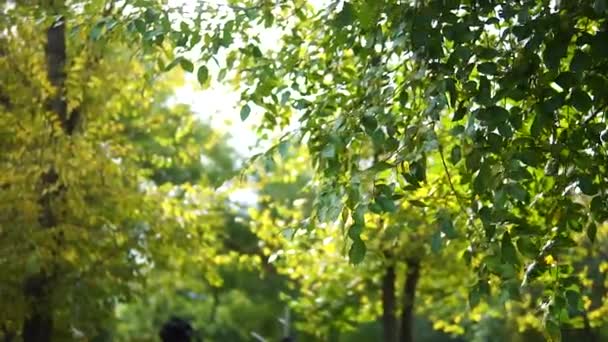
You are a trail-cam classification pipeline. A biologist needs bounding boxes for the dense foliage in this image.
[1,0,608,341]
[216,0,608,339]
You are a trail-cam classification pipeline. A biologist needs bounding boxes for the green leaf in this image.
[369,202,382,214]
[90,21,105,41]
[218,68,227,81]
[501,232,519,265]
[544,159,559,176]
[515,148,543,167]
[321,144,336,159]
[569,50,591,74]
[531,112,545,138]
[263,10,274,28]
[240,104,251,121]
[473,162,492,195]
[410,159,426,183]
[179,58,194,73]
[587,222,597,243]
[356,1,378,30]
[277,140,289,158]
[348,223,363,240]
[25,254,41,275]
[478,47,499,59]
[409,199,426,207]
[463,80,477,93]
[445,78,457,107]
[221,20,234,46]
[453,46,472,60]
[133,18,146,33]
[452,107,466,121]
[544,39,568,71]
[565,289,582,311]
[469,280,490,308]
[595,0,607,14]
[544,318,561,342]
[371,130,386,148]
[450,145,461,164]
[591,31,608,58]
[164,57,182,71]
[449,22,473,43]
[450,125,465,136]
[578,175,597,195]
[376,195,396,213]
[280,91,291,106]
[353,204,366,225]
[466,149,482,171]
[398,89,409,107]
[497,122,513,138]
[197,65,209,86]
[477,77,492,105]
[431,231,442,253]
[144,8,157,23]
[555,73,577,93]
[349,238,366,264]
[590,196,604,216]
[516,238,538,258]
[437,211,457,239]
[190,31,201,47]
[477,105,510,124]
[570,89,592,113]
[250,45,263,58]
[506,183,527,202]
[555,235,577,248]
[478,62,498,75]
[179,21,189,33]
[468,284,481,308]
[361,115,378,132]
[334,2,354,28]
[370,161,393,172]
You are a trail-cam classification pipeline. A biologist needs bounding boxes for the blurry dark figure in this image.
[280,337,294,342]
[159,316,195,342]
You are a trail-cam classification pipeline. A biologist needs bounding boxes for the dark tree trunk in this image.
[382,265,397,342]
[399,259,420,342]
[209,289,220,323]
[582,311,597,342]
[22,12,72,341]
[22,272,53,342]
[22,310,52,342]
[2,323,16,342]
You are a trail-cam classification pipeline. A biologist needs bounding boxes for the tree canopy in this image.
[1,0,608,341]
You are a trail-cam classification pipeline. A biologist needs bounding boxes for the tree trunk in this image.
[22,272,53,342]
[2,323,16,342]
[208,289,220,323]
[382,265,397,342]
[22,11,72,341]
[582,310,597,342]
[399,259,420,342]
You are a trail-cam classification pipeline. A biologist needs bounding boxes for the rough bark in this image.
[208,289,220,323]
[582,311,597,342]
[2,323,16,342]
[399,259,420,342]
[22,13,73,342]
[382,265,397,342]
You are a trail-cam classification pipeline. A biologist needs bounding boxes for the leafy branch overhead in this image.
[181,0,608,335]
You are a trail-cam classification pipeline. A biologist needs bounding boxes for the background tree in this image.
[0,1,232,339]
[2,0,608,341]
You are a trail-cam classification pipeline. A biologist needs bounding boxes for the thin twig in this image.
[196,0,290,12]
[436,133,481,231]
[583,105,606,125]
